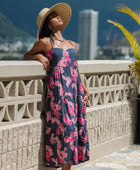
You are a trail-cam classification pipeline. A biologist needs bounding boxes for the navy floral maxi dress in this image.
[45,38,90,168]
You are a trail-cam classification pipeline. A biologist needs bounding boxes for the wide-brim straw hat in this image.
[36,3,72,40]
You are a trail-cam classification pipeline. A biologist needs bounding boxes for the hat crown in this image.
[36,8,50,27]
[36,3,72,40]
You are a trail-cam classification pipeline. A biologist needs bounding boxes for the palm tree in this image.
[108,4,140,80]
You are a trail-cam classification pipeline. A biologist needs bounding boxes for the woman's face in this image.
[48,11,63,31]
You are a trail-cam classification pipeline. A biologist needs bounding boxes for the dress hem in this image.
[45,157,90,168]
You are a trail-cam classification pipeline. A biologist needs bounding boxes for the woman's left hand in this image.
[82,94,90,104]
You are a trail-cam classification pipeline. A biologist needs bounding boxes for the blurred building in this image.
[78,9,99,60]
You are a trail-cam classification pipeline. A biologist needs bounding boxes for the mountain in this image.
[0,12,30,40]
[0,0,140,45]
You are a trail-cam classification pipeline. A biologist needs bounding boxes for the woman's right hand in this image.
[38,55,50,70]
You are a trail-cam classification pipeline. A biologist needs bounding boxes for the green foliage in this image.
[108,20,140,60]
[108,5,140,80]
[1,56,21,60]
[116,4,140,25]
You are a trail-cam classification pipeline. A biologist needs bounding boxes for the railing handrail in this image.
[0,60,132,80]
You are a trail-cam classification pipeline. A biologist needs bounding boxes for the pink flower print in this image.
[57,59,65,67]
[59,147,67,164]
[56,123,65,136]
[49,90,54,98]
[46,111,51,122]
[50,96,55,108]
[55,81,64,96]
[57,141,63,159]
[74,155,78,163]
[62,75,71,87]
[52,100,61,118]
[65,99,75,117]
[82,102,86,113]
[72,76,77,82]
[78,127,84,135]
[79,117,85,125]
[75,103,78,115]
[58,123,65,136]
[87,150,90,157]
[45,145,53,161]
[56,128,61,135]
[50,134,62,150]
[55,136,62,156]
[57,50,71,66]
[70,143,75,151]
[53,68,60,79]
[74,61,77,66]
[51,158,58,166]
[64,61,68,66]
[49,76,55,88]
[64,92,73,99]
[78,146,85,161]
[46,127,51,134]
[64,136,69,143]
[60,67,64,73]
[82,131,89,143]
[46,50,53,60]
[64,132,77,151]
[63,49,69,56]
[47,50,53,56]
[52,108,60,118]
[63,114,72,125]
[71,69,78,82]
[72,83,77,93]
[69,132,76,151]
[74,149,78,156]
[80,95,83,101]
[52,117,60,124]
[78,150,85,161]
[80,83,84,94]
[65,55,71,63]
[59,156,65,164]
[78,145,85,151]
[74,126,78,136]
[69,136,75,143]
[73,69,78,77]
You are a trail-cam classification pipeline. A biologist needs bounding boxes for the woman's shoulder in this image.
[34,37,52,51]
[69,40,76,46]
[38,37,50,45]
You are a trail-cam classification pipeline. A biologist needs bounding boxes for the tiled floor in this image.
[80,145,140,170]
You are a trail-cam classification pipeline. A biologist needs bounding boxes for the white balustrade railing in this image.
[0,60,138,170]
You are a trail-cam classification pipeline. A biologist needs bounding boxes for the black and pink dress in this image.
[45,38,90,168]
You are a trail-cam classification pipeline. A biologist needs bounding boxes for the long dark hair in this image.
[39,16,54,39]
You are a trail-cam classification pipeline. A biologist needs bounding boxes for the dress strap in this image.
[69,40,74,46]
[50,37,53,48]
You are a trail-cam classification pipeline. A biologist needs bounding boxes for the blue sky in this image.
[0,0,140,45]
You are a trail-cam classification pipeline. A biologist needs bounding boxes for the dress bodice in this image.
[45,48,78,70]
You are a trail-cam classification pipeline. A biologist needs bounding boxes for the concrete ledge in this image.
[78,60,132,73]
[0,61,46,80]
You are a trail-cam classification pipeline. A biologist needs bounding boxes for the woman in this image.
[24,3,90,170]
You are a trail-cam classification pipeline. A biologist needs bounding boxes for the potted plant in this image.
[107,4,140,143]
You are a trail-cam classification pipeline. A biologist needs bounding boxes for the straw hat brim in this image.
[37,3,72,40]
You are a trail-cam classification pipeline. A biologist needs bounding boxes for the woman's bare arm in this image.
[24,38,51,70]
[24,39,48,60]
